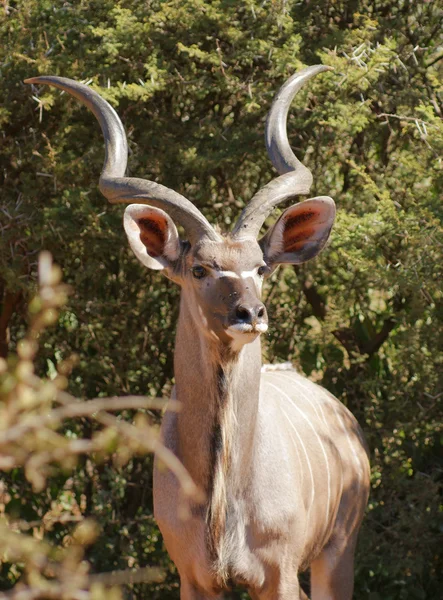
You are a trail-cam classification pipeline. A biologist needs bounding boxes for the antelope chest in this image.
[154,460,306,592]
[153,403,338,592]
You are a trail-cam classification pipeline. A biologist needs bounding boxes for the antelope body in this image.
[26,66,370,599]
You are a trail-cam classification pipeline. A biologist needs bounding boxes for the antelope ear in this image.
[124,204,181,270]
[260,197,336,267]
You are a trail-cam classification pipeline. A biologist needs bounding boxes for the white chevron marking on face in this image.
[216,269,260,280]
[213,268,264,294]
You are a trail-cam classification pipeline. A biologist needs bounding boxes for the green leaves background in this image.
[1,1,442,598]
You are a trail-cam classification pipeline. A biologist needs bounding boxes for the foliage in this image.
[1,1,442,598]
[0,252,199,598]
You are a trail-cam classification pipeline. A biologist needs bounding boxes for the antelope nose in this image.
[235,303,267,325]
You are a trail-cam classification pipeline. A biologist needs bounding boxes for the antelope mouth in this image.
[226,323,269,335]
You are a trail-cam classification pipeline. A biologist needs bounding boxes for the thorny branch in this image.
[0,252,201,599]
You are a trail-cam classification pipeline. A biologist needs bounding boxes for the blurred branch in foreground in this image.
[0,252,201,599]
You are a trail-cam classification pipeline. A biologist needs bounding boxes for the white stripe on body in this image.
[331,403,363,494]
[268,381,332,528]
[279,405,315,532]
[277,372,329,430]
[282,409,305,490]
[275,371,362,504]
[262,375,311,519]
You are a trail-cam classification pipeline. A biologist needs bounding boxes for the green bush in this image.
[1,1,442,598]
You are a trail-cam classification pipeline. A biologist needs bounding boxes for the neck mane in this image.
[174,295,262,578]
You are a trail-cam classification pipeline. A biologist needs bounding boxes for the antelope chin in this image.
[225,322,268,351]
[227,322,268,335]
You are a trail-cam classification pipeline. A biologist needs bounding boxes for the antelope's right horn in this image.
[232,65,333,239]
[24,76,221,244]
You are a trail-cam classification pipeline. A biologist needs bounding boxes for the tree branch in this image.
[294,268,397,357]
[361,317,397,356]
[0,289,22,358]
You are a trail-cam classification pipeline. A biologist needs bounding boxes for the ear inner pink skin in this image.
[138,216,167,258]
[282,207,327,254]
[284,210,319,228]
[261,199,335,266]
[284,226,316,253]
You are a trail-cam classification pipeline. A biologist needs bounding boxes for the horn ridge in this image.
[265,65,332,175]
[24,76,220,243]
[232,65,333,239]
[25,76,128,180]
[99,176,220,237]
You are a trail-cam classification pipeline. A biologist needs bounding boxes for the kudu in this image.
[26,65,370,599]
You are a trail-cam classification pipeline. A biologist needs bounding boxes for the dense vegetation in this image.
[1,1,442,598]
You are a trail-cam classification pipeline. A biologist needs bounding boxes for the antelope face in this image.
[123,196,335,349]
[182,237,269,346]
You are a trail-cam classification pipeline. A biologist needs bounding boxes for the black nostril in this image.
[236,305,252,322]
[235,304,266,324]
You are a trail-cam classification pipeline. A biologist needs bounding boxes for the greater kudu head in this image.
[25,66,335,350]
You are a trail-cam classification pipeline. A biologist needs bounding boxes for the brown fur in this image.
[126,206,368,600]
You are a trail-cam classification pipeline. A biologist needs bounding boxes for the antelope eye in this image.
[191,265,207,279]
[257,266,267,277]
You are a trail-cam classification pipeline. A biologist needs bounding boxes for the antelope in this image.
[26,65,370,600]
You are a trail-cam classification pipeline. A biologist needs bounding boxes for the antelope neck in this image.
[173,295,262,496]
